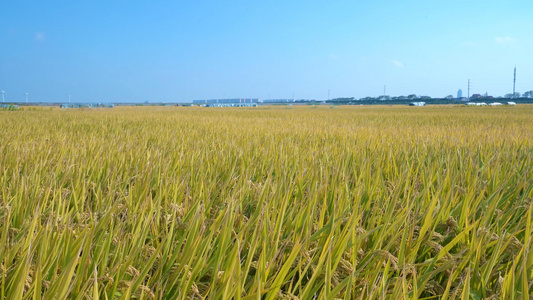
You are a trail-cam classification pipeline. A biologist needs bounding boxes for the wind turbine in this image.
[1,91,4,103]
[25,92,28,103]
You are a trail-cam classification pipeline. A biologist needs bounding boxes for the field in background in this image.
[1,105,532,299]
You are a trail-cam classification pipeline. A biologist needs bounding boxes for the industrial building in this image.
[205,103,258,107]
[193,98,259,104]
[60,103,115,108]
[261,99,295,103]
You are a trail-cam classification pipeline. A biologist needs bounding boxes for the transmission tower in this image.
[467,79,470,100]
[513,66,516,98]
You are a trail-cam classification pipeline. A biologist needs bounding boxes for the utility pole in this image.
[467,79,470,100]
[513,66,516,98]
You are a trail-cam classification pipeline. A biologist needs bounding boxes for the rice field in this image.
[1,105,532,299]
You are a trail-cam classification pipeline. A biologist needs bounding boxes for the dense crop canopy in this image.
[1,105,532,299]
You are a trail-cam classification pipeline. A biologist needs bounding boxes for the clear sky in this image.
[1,1,532,102]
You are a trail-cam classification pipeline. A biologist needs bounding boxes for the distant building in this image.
[192,98,259,104]
[261,99,295,103]
[470,93,493,100]
[457,89,463,99]
[205,103,258,107]
[60,103,114,108]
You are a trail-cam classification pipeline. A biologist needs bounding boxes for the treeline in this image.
[327,95,533,105]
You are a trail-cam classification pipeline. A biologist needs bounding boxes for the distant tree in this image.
[445,95,454,99]
[378,95,391,101]
[397,95,407,100]
[407,94,418,99]
[330,97,354,102]
[359,97,376,101]
[419,96,431,100]
[523,90,533,98]
[504,92,521,98]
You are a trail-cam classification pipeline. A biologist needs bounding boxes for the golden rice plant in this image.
[0,105,532,299]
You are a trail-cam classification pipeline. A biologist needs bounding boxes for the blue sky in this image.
[1,1,532,102]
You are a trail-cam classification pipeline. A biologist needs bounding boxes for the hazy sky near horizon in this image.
[1,1,532,102]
